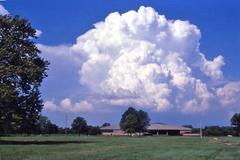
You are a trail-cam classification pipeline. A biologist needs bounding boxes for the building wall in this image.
[180,130,191,135]
[102,129,127,136]
[148,130,181,135]
[101,128,192,136]
[102,130,145,136]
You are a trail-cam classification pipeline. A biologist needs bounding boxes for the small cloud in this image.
[35,29,42,37]
[0,4,9,15]
[60,98,72,109]
[73,100,94,112]
[60,98,94,113]
[44,99,58,112]
[44,98,94,113]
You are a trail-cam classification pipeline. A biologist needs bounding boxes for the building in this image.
[100,123,192,136]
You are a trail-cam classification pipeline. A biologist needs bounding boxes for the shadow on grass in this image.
[0,140,96,145]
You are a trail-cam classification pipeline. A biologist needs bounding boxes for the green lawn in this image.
[0,135,240,160]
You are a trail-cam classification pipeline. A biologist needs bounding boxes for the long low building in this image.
[100,123,192,136]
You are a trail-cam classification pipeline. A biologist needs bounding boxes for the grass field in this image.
[1,135,240,160]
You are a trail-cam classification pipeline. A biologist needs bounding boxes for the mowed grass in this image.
[1,135,240,160]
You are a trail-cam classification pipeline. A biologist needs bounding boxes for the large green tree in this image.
[121,114,138,134]
[71,117,87,136]
[231,113,240,136]
[0,15,49,134]
[120,107,150,135]
[137,110,150,132]
[37,115,59,134]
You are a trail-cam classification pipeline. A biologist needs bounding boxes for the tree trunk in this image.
[237,127,240,136]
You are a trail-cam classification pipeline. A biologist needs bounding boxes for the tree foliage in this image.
[101,123,111,127]
[0,15,49,134]
[71,117,88,135]
[231,113,240,136]
[120,107,150,134]
[137,110,150,132]
[37,115,58,134]
[122,114,138,134]
[87,125,101,135]
[182,125,193,128]
[203,126,233,136]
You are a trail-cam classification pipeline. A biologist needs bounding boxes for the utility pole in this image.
[65,114,68,136]
[200,122,203,139]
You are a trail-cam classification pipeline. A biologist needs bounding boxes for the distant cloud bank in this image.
[40,6,240,114]
[44,98,94,113]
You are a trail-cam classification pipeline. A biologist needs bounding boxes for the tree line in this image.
[0,114,103,135]
[184,125,235,137]
[183,113,240,136]
[118,108,240,137]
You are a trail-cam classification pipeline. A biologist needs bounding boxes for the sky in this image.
[1,0,240,127]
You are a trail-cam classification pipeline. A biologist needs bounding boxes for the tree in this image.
[0,15,49,134]
[203,126,233,136]
[38,115,49,134]
[136,110,150,133]
[87,125,101,135]
[101,123,111,127]
[120,107,150,135]
[37,115,59,134]
[46,122,58,134]
[231,113,240,136]
[204,126,222,136]
[120,107,137,132]
[182,125,193,129]
[71,117,87,136]
[121,114,138,134]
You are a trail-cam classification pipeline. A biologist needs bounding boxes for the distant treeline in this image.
[203,126,234,136]
[1,115,238,137]
[183,125,235,136]
[0,115,101,136]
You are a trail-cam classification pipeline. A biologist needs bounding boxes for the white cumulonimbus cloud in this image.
[35,29,43,37]
[41,6,239,113]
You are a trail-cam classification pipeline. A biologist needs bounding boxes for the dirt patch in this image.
[211,137,240,146]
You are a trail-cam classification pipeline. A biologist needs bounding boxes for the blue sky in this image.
[1,0,240,127]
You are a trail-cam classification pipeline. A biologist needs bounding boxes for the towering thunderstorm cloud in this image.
[40,6,240,113]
